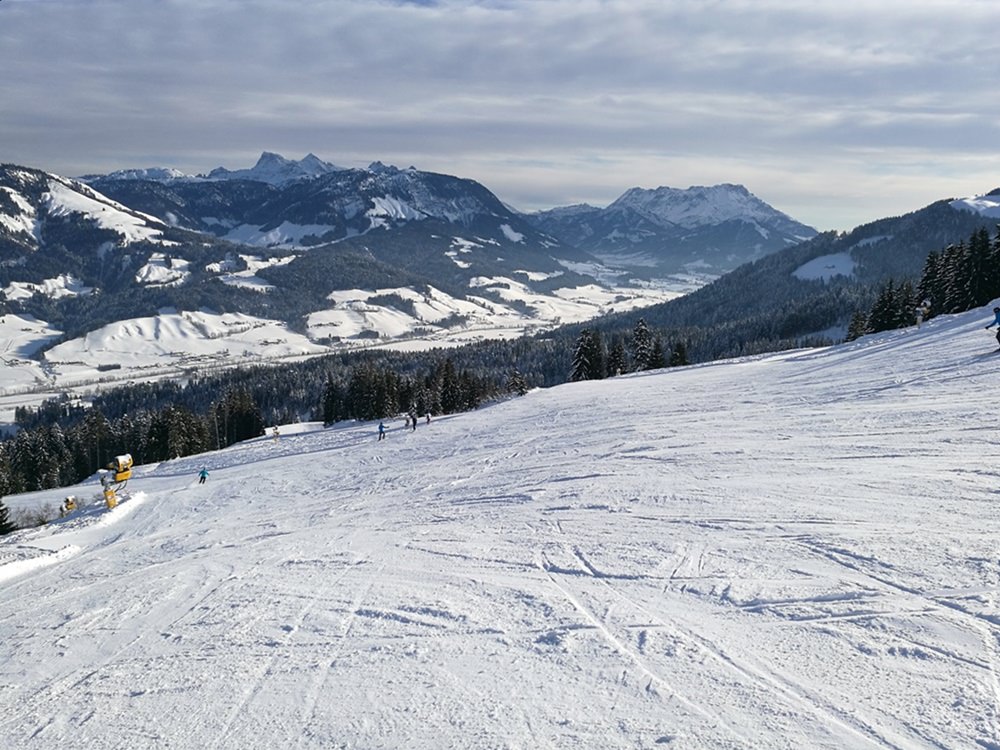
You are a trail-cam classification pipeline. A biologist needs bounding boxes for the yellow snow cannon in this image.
[100,453,133,508]
[108,454,133,484]
[103,484,118,509]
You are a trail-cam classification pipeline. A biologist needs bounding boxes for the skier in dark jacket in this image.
[986,307,1000,347]
[378,421,386,441]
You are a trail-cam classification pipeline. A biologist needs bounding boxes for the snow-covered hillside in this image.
[951,188,1000,219]
[0,169,173,252]
[0,277,686,427]
[3,303,1000,748]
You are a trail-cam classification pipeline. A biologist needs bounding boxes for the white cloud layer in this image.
[2,0,999,230]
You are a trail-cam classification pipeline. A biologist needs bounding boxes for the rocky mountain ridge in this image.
[526,183,817,275]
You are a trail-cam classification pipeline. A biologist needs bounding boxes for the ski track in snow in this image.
[3,306,1000,748]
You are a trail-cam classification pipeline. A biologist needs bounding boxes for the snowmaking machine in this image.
[100,453,133,509]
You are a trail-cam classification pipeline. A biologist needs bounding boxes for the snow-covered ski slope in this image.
[2,304,1000,750]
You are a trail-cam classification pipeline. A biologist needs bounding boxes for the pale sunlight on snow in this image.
[2,303,1000,747]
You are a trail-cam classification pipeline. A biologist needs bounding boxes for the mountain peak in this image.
[611,183,804,231]
[254,151,290,167]
[367,161,399,175]
[205,152,345,185]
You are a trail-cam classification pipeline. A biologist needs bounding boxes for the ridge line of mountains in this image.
[70,150,820,273]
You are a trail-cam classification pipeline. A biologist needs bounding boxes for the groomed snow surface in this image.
[3,304,1000,749]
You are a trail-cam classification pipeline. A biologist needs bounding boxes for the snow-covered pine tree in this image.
[916,250,942,317]
[867,280,898,333]
[632,318,653,372]
[940,242,968,314]
[506,370,529,396]
[570,331,591,382]
[438,359,462,414]
[648,336,667,369]
[607,338,627,376]
[964,227,992,308]
[570,329,605,381]
[894,280,917,329]
[845,310,869,341]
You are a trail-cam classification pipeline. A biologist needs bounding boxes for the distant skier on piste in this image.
[985,307,1000,348]
[198,467,209,484]
[378,421,386,441]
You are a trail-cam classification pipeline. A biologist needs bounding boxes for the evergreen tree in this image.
[211,388,265,448]
[668,341,690,367]
[569,331,590,381]
[965,227,992,308]
[0,444,12,499]
[438,359,462,414]
[631,318,653,371]
[895,280,917,329]
[867,280,898,333]
[506,370,529,396]
[570,329,605,381]
[940,242,968,313]
[987,226,1000,302]
[648,336,667,369]
[845,310,869,341]
[607,338,628,376]
[916,250,942,316]
[79,408,113,475]
[322,375,343,426]
[163,405,209,458]
[0,499,16,536]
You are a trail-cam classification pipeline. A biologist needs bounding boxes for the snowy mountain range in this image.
[80,152,348,186]
[5,155,767,377]
[526,183,818,275]
[0,157,688,423]
[4,301,1000,748]
[203,151,346,184]
[85,158,579,256]
[4,152,999,431]
[80,152,814,276]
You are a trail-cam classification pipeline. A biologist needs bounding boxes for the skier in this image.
[986,307,1000,348]
[409,410,417,431]
[378,421,386,441]
[198,467,209,484]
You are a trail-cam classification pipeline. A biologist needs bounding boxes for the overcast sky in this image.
[3,0,999,231]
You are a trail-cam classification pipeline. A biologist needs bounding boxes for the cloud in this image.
[2,0,1000,230]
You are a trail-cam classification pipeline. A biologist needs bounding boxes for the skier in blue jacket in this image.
[986,307,1000,348]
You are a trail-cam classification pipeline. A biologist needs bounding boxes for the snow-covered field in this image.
[0,275,688,428]
[2,304,1000,749]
